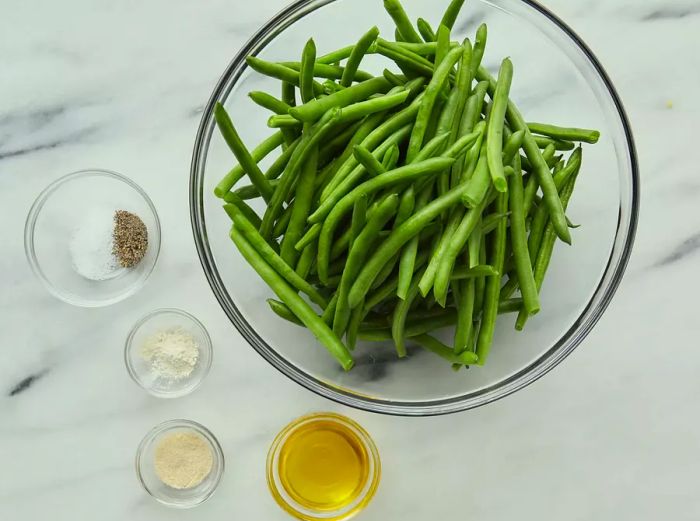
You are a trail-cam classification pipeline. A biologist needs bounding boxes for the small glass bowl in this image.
[125,308,213,398]
[24,169,161,307]
[136,419,225,508]
[267,413,381,521]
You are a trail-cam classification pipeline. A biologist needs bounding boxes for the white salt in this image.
[69,206,124,281]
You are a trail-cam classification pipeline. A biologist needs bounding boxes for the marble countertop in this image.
[2,0,698,519]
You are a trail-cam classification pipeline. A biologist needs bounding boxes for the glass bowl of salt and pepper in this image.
[24,169,161,307]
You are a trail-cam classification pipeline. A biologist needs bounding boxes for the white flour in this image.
[69,206,123,281]
[140,327,200,381]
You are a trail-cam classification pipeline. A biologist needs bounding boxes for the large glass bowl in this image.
[190,0,639,416]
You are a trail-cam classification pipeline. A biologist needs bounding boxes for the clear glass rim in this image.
[135,419,225,508]
[24,168,162,308]
[189,0,640,416]
[124,308,213,398]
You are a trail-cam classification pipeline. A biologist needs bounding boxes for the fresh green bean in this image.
[268,114,302,128]
[249,91,292,115]
[226,205,327,308]
[267,298,304,326]
[341,26,380,87]
[231,226,352,370]
[290,76,392,123]
[214,103,274,203]
[417,206,462,297]
[350,194,368,250]
[533,135,575,151]
[461,145,490,208]
[346,299,365,350]
[281,81,296,107]
[414,334,479,365]
[502,130,524,164]
[295,242,316,279]
[375,40,436,77]
[469,24,488,78]
[468,216,481,268]
[382,143,401,170]
[280,141,317,265]
[214,131,285,197]
[394,41,442,56]
[246,56,324,97]
[353,144,387,177]
[383,69,407,86]
[281,61,374,83]
[335,90,411,124]
[391,267,425,357]
[475,191,508,364]
[440,0,467,30]
[406,45,463,162]
[434,24,451,69]
[383,0,423,43]
[454,278,475,353]
[451,264,499,279]
[508,154,540,315]
[317,45,354,64]
[265,138,301,182]
[300,39,316,104]
[410,18,433,44]
[486,58,513,193]
[521,143,555,215]
[527,122,600,144]
[222,193,262,229]
[272,203,293,239]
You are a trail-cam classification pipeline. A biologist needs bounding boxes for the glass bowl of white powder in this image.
[125,308,213,398]
[24,169,161,307]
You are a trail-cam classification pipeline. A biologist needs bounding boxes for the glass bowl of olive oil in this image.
[267,413,381,521]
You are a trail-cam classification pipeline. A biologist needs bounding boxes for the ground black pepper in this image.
[113,210,148,268]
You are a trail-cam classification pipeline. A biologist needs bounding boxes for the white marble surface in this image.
[2,0,699,519]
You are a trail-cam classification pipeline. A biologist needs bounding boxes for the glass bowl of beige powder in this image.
[125,308,213,398]
[136,419,225,508]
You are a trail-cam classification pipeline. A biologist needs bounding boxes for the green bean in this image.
[346,299,365,350]
[267,298,304,326]
[434,24,451,69]
[451,264,499,279]
[394,41,442,56]
[249,91,292,115]
[527,122,600,144]
[383,69,407,86]
[469,24,488,78]
[281,81,296,107]
[508,154,540,315]
[461,145,490,208]
[417,17,437,42]
[334,194,399,336]
[406,45,463,162]
[214,131,285,197]
[335,90,411,124]
[350,194,369,250]
[474,234,487,315]
[222,193,261,229]
[392,267,425,357]
[317,45,354,64]
[440,0,467,30]
[214,103,274,203]
[317,157,454,284]
[300,39,316,104]
[468,216,481,268]
[268,114,302,128]
[280,141,317,265]
[290,76,392,123]
[414,334,479,365]
[383,0,422,43]
[448,40,473,147]
[434,189,490,305]
[502,130,524,164]
[321,293,339,325]
[295,242,316,279]
[452,81,488,181]
[231,226,352,370]
[417,206,462,297]
[533,135,575,151]
[454,278,475,353]
[499,298,524,314]
[382,143,401,170]
[246,56,324,97]
[486,58,513,193]
[272,203,293,239]
[516,165,581,330]
[353,144,386,177]
[341,26,380,87]
[475,191,508,364]
[263,139,300,183]
[477,66,571,244]
[375,40,436,77]
[521,143,555,214]
[226,205,327,308]
[281,61,374,83]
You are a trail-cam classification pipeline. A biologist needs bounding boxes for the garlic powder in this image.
[140,327,200,381]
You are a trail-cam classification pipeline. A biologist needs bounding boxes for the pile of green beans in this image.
[214,0,599,371]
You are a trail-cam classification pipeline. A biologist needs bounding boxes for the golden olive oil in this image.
[277,419,370,511]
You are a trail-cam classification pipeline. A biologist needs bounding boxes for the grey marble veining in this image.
[2,0,699,520]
